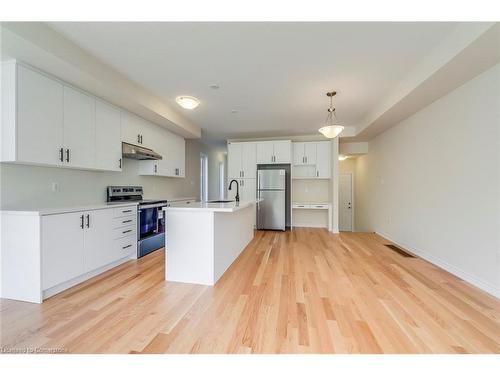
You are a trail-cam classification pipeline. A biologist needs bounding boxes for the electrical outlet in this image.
[51,182,59,192]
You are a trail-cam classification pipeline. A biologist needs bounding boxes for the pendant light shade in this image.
[319,125,344,138]
[318,91,344,138]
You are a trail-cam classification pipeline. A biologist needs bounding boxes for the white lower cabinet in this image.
[2,204,139,303]
[41,212,85,290]
[83,208,115,273]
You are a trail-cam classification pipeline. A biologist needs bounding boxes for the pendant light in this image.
[318,91,344,138]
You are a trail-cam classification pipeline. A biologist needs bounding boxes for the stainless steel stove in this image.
[107,186,168,258]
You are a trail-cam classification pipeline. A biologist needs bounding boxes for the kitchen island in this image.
[163,201,255,285]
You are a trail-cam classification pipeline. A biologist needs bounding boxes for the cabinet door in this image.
[41,212,85,290]
[17,65,64,166]
[273,140,291,163]
[241,142,256,179]
[83,209,115,272]
[95,100,122,171]
[240,178,256,201]
[228,143,242,178]
[63,86,96,169]
[316,141,331,178]
[121,112,142,145]
[256,142,274,164]
[304,142,317,165]
[293,142,305,165]
[170,133,185,177]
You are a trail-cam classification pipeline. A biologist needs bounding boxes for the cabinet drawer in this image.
[114,235,137,257]
[113,225,136,239]
[112,215,136,229]
[113,206,136,218]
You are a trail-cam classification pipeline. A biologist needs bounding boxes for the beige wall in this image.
[353,64,500,296]
[0,139,226,209]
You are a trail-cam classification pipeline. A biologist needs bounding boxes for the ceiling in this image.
[48,22,460,142]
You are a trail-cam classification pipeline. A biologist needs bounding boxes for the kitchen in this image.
[1,20,499,361]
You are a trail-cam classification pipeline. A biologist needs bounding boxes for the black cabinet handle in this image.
[137,134,141,144]
[86,214,90,228]
[122,209,132,213]
[66,149,70,162]
[80,214,84,229]
[122,229,132,234]
[140,134,143,144]
[154,164,157,173]
[59,148,64,162]
[119,158,122,169]
[123,219,132,223]
[122,244,132,249]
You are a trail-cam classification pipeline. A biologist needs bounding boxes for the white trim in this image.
[376,231,500,299]
[292,223,329,229]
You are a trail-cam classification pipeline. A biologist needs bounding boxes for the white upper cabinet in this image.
[15,64,64,166]
[256,140,291,164]
[273,140,291,163]
[121,112,146,146]
[138,122,186,178]
[95,100,122,171]
[63,86,96,169]
[228,143,242,179]
[256,142,274,164]
[1,61,186,175]
[293,142,317,166]
[292,141,331,179]
[228,142,256,178]
[315,141,331,178]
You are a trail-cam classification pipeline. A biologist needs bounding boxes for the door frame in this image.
[339,172,354,232]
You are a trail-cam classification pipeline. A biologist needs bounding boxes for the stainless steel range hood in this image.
[122,142,162,160]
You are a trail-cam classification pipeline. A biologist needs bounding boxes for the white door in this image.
[83,209,115,272]
[316,141,331,178]
[256,142,274,164]
[63,86,96,169]
[95,100,122,171]
[304,142,317,165]
[228,143,242,178]
[241,142,256,179]
[293,142,305,165]
[41,212,85,290]
[339,173,353,231]
[273,140,291,163]
[17,65,64,166]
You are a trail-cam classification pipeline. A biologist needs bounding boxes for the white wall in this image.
[0,140,226,209]
[354,64,500,297]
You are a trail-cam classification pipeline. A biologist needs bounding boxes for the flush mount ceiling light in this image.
[318,91,344,138]
[175,96,200,110]
[338,154,348,161]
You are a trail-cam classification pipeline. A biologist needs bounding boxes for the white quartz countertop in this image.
[164,200,256,213]
[0,196,196,216]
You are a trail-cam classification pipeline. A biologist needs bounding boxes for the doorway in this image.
[339,173,353,231]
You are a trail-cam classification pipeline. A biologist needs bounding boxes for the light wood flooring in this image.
[1,229,499,354]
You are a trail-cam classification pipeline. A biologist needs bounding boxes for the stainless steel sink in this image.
[207,200,234,203]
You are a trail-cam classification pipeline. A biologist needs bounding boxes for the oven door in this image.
[139,206,158,239]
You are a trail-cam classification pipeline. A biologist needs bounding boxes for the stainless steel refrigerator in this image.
[257,169,286,231]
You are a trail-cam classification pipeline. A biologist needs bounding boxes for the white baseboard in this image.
[376,231,500,299]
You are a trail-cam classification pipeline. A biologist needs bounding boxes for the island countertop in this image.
[164,200,255,213]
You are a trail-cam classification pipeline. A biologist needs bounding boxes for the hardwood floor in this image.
[1,229,499,354]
